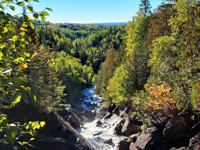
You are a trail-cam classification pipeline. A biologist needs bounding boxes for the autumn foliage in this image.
[144,83,177,116]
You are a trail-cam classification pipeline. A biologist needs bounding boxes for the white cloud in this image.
[68,19,131,24]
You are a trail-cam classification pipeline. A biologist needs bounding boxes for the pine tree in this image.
[139,0,152,17]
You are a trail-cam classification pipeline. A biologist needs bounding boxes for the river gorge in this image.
[76,85,126,150]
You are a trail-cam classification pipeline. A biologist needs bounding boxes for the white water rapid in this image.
[76,85,126,150]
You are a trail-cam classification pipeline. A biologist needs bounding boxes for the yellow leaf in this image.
[19,63,28,69]
[20,27,27,31]
[40,121,45,127]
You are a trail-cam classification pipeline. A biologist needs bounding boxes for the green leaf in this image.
[0,117,7,127]
[16,2,25,6]
[46,8,52,12]
[9,5,15,11]
[0,139,9,145]
[33,0,39,2]
[29,22,34,29]
[30,130,36,137]
[41,16,46,22]
[6,13,13,19]
[22,93,29,104]
[4,96,11,104]
[25,0,30,2]
[0,4,4,10]
[12,35,18,42]
[23,14,30,20]
[27,5,33,13]
[0,11,5,15]
[11,78,23,88]
[42,11,49,16]
[6,126,18,145]
[0,77,4,86]
[29,93,36,103]
[3,27,8,33]
[22,22,28,27]
[33,13,38,20]
[12,92,21,105]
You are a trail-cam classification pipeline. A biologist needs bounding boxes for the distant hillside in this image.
[80,22,129,25]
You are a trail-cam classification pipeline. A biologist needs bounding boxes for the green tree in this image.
[139,0,152,16]
[0,0,52,148]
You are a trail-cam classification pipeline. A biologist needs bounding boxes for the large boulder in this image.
[150,111,169,129]
[82,110,96,118]
[112,106,120,116]
[163,116,192,142]
[96,106,107,119]
[84,102,97,108]
[103,138,113,145]
[154,140,173,150]
[96,120,103,127]
[129,142,138,150]
[116,139,130,150]
[188,133,200,150]
[170,147,186,150]
[103,112,113,120]
[130,133,141,143]
[135,127,163,150]
[64,115,80,129]
[119,107,128,117]
[183,122,200,141]
[78,107,85,112]
[108,103,116,113]
[107,114,119,124]
[121,116,141,136]
[114,119,125,135]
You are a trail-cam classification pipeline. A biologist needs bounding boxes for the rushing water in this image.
[76,85,126,150]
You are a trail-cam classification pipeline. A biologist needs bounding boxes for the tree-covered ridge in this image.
[96,0,200,126]
[36,23,108,42]
[36,23,126,73]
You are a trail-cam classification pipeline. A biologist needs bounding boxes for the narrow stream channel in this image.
[76,85,126,150]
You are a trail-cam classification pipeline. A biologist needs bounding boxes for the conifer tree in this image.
[139,0,152,16]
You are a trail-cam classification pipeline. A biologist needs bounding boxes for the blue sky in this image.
[5,0,165,23]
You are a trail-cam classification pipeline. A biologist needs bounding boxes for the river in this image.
[76,85,126,150]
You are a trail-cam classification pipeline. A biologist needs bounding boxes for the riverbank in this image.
[73,86,200,150]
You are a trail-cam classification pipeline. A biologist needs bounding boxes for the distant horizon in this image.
[67,19,131,24]
[5,0,165,23]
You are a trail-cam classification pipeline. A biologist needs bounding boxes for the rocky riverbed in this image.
[4,85,199,150]
[72,85,200,150]
[75,85,126,150]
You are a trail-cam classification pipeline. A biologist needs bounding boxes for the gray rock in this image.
[107,114,119,124]
[78,107,85,112]
[135,127,163,150]
[114,119,125,135]
[150,111,169,129]
[130,133,141,143]
[154,140,173,150]
[188,132,200,150]
[121,116,141,136]
[82,110,96,118]
[103,138,113,145]
[108,103,116,113]
[116,139,130,150]
[170,147,186,150]
[163,116,191,142]
[129,142,138,150]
